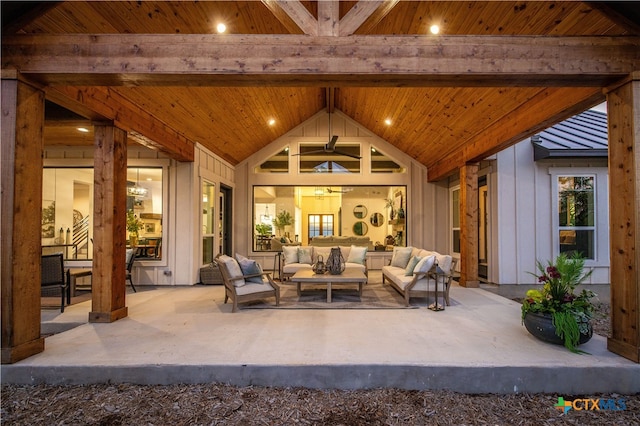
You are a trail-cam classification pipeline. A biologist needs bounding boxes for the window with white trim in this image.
[556,175,595,259]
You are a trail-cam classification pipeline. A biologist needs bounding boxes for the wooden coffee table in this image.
[290,269,367,303]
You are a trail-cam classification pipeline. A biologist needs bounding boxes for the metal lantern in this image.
[326,247,346,275]
[312,255,327,274]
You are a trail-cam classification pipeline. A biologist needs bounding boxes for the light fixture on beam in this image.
[127,169,148,198]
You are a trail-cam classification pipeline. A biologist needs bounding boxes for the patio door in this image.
[219,185,232,256]
[478,176,489,281]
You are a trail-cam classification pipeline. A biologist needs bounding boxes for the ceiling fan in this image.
[326,187,353,194]
[294,112,362,160]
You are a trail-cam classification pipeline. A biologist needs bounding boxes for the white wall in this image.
[44,144,236,286]
[494,141,609,285]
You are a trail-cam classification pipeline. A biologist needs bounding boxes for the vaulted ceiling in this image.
[3,1,640,181]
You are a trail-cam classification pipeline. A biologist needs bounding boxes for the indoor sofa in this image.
[310,235,371,248]
[382,247,458,307]
[281,245,368,281]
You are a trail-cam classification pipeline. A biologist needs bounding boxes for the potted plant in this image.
[521,253,595,353]
[255,223,272,236]
[272,210,293,236]
[126,209,142,246]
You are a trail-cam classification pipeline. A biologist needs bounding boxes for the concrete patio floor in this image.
[2,272,639,394]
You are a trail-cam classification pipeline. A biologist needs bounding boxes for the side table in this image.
[272,251,282,280]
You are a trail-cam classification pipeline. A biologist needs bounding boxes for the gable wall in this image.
[235,111,451,269]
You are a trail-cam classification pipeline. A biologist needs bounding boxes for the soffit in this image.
[3,1,636,180]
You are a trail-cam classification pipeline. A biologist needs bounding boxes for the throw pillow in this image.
[390,246,413,268]
[313,247,331,264]
[347,245,368,265]
[414,254,436,274]
[282,245,299,264]
[298,247,313,265]
[405,255,422,276]
[236,254,264,284]
[218,255,245,287]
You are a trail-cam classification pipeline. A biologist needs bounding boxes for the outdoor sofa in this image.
[382,247,458,307]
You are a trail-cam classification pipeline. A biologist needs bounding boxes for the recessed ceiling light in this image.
[268,118,276,126]
[77,127,89,133]
[384,118,392,126]
[430,24,440,35]
[217,23,227,33]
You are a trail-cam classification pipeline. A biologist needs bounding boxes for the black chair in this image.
[41,253,70,312]
[125,248,137,292]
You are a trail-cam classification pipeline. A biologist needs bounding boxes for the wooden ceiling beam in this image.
[261,0,317,36]
[318,0,339,36]
[339,0,400,36]
[325,87,335,113]
[3,34,638,87]
[426,87,605,181]
[47,86,194,162]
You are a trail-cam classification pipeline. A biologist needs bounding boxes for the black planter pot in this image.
[523,312,592,346]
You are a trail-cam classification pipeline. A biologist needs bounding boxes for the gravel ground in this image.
[3,302,636,425]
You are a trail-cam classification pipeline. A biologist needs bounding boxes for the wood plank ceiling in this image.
[3,1,637,180]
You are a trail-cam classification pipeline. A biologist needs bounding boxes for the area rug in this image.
[241,282,422,309]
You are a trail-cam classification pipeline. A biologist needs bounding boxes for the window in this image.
[252,185,406,251]
[42,167,164,261]
[202,180,216,264]
[451,187,460,254]
[557,175,595,259]
[298,144,360,173]
[370,146,405,173]
[308,214,334,239]
[255,147,289,173]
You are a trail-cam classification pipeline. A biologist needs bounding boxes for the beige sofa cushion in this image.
[310,235,370,247]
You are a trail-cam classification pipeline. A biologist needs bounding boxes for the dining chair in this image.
[41,253,70,312]
[125,248,137,292]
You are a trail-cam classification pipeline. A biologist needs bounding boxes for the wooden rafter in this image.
[339,0,400,36]
[426,87,604,181]
[325,87,335,113]
[261,0,317,36]
[48,86,194,162]
[3,34,638,88]
[318,0,339,36]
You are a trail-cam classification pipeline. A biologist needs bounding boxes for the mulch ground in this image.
[3,302,637,425]
[2,384,638,425]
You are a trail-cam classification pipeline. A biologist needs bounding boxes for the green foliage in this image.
[126,209,142,235]
[273,210,293,231]
[255,223,272,236]
[522,253,595,353]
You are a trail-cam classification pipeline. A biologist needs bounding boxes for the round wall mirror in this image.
[353,205,367,219]
[353,221,368,236]
[370,212,384,227]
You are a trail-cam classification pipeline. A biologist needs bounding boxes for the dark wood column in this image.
[89,125,128,323]
[606,76,640,363]
[1,77,45,363]
[459,163,480,288]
